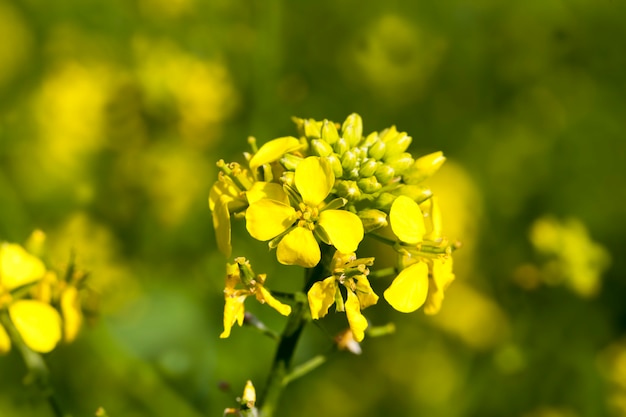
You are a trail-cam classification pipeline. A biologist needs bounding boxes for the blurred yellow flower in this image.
[220,259,291,339]
[0,243,61,354]
[245,157,364,267]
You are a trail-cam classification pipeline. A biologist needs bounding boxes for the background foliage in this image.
[0,0,625,416]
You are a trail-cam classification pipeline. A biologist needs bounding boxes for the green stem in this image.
[0,311,69,417]
[258,246,334,417]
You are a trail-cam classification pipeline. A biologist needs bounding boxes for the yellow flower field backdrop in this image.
[0,0,625,416]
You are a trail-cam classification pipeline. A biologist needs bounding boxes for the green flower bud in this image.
[392,185,432,204]
[375,192,396,211]
[374,164,395,184]
[342,113,363,147]
[280,153,303,171]
[341,150,358,171]
[358,209,388,233]
[326,154,343,178]
[321,120,340,144]
[379,126,398,143]
[384,132,412,157]
[367,139,386,160]
[345,167,360,180]
[281,171,295,187]
[303,118,322,138]
[384,152,414,174]
[334,137,349,156]
[359,159,379,177]
[358,176,382,194]
[336,180,362,200]
[310,139,333,157]
[403,151,446,184]
[362,132,378,148]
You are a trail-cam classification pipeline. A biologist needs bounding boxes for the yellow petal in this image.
[0,324,10,354]
[383,262,429,313]
[0,243,46,290]
[220,294,246,338]
[256,285,292,316]
[245,200,296,241]
[249,136,302,172]
[208,177,238,211]
[246,182,289,205]
[424,257,455,315]
[354,275,379,310]
[277,227,320,267]
[61,286,83,342]
[9,300,61,353]
[422,197,443,242]
[307,276,337,319]
[345,290,368,342]
[389,196,425,245]
[213,196,232,257]
[295,157,334,206]
[318,210,364,253]
[242,380,256,408]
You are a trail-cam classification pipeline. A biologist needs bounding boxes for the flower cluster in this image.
[0,231,91,354]
[209,113,458,341]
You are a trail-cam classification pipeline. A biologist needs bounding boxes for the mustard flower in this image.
[383,195,455,314]
[0,243,61,354]
[220,259,291,338]
[245,156,364,268]
[307,252,378,342]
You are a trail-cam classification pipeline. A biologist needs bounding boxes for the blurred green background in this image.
[1,0,625,416]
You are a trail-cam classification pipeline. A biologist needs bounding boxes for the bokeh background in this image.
[1,0,625,416]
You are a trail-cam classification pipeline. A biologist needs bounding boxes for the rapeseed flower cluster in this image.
[210,113,458,341]
[0,232,91,354]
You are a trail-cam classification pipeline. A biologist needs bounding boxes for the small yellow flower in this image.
[384,196,455,314]
[248,136,303,173]
[220,259,291,338]
[307,252,378,342]
[0,243,61,354]
[245,157,364,268]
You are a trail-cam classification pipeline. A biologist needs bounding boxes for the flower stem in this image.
[257,246,334,417]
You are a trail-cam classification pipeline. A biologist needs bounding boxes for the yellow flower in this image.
[0,243,61,354]
[383,196,455,314]
[248,136,303,173]
[220,259,291,338]
[307,252,378,342]
[245,156,364,268]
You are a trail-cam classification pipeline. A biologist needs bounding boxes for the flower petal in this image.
[257,285,292,316]
[213,196,232,257]
[276,227,320,267]
[220,294,246,338]
[61,286,83,343]
[307,276,337,319]
[0,324,10,354]
[345,290,368,342]
[9,300,61,353]
[354,275,379,310]
[295,157,334,206]
[0,244,46,290]
[249,136,302,172]
[424,257,455,315]
[389,196,425,245]
[246,182,289,205]
[208,177,238,211]
[383,262,429,313]
[246,200,296,241]
[318,210,364,253]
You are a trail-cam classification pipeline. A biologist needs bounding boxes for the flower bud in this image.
[341,150,358,171]
[367,139,386,160]
[374,192,396,211]
[326,154,343,178]
[357,176,382,194]
[379,126,398,143]
[384,132,412,157]
[342,113,363,147]
[361,132,378,148]
[310,139,333,157]
[384,152,414,174]
[403,151,446,184]
[281,171,295,187]
[303,118,322,138]
[359,159,379,177]
[336,180,362,200]
[392,185,432,204]
[321,120,340,144]
[358,209,388,233]
[333,137,349,156]
[374,164,395,184]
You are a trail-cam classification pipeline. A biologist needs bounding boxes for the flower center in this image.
[296,202,319,231]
